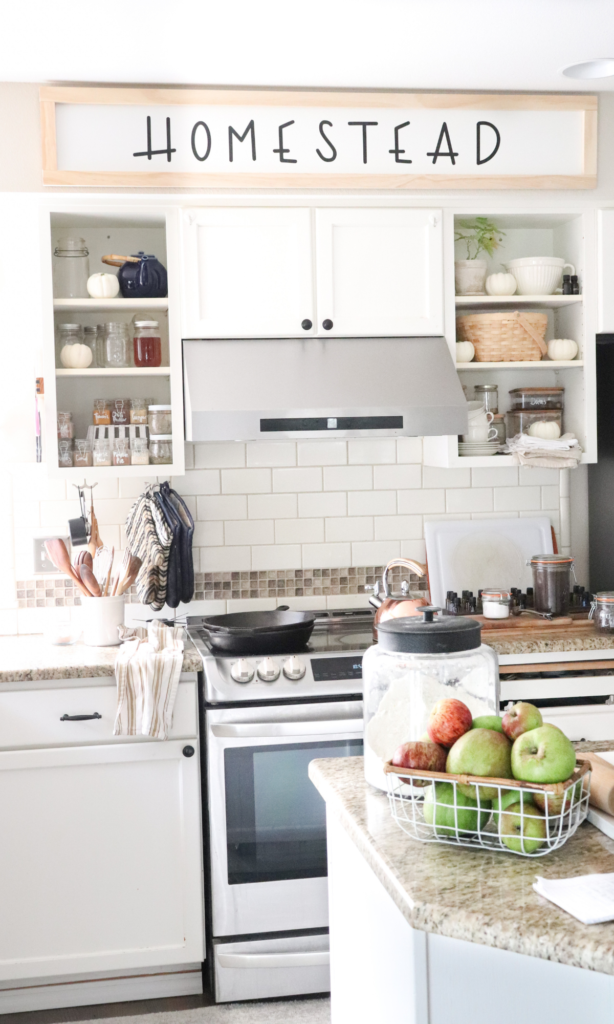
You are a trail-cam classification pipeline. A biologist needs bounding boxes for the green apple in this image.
[446,728,513,801]
[499,802,547,854]
[492,788,534,816]
[472,715,503,732]
[511,724,576,784]
[502,702,543,741]
[423,782,491,836]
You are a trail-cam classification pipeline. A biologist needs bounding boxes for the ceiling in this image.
[3,0,614,91]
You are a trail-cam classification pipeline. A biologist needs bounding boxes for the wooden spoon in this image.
[45,539,91,598]
[112,549,131,596]
[116,555,142,596]
[87,508,103,560]
[80,563,102,597]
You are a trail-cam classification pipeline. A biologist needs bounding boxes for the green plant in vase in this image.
[454,217,505,295]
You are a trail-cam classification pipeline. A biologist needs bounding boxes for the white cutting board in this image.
[425,517,553,608]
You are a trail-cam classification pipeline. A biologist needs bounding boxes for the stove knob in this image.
[283,656,306,681]
[230,659,255,684]
[257,657,281,683]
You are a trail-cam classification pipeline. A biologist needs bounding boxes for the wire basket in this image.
[384,758,591,857]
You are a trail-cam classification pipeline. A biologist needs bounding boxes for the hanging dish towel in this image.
[160,481,195,606]
[114,620,185,739]
[125,489,173,610]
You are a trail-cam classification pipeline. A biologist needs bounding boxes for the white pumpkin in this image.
[456,341,475,363]
[547,338,578,362]
[87,272,120,298]
[528,420,561,440]
[60,343,93,369]
[485,273,517,296]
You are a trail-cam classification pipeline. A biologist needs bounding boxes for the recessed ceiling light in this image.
[563,58,614,79]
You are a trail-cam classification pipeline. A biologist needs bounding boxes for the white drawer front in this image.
[0,681,198,749]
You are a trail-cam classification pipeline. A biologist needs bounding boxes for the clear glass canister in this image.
[148,405,172,434]
[83,325,98,367]
[481,589,511,619]
[112,438,131,466]
[93,439,112,467]
[131,437,150,465]
[52,237,89,298]
[133,320,162,367]
[57,324,90,369]
[474,384,499,415]
[362,608,499,791]
[529,554,575,617]
[93,399,111,425]
[57,411,74,440]
[130,397,150,425]
[103,323,130,368]
[509,387,564,411]
[590,592,614,633]
[95,324,106,368]
[72,439,93,467]
[58,440,73,468]
[110,399,129,425]
[149,435,173,465]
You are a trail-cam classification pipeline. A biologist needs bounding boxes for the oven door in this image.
[207,700,363,937]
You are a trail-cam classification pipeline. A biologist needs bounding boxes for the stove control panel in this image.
[283,656,306,681]
[230,659,255,684]
[256,657,281,682]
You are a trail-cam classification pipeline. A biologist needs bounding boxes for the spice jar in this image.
[133,320,162,367]
[103,323,130,368]
[73,439,93,467]
[529,554,575,617]
[149,435,173,465]
[589,592,614,633]
[57,412,74,439]
[111,399,129,425]
[93,399,111,425]
[52,237,89,298]
[131,437,150,465]
[481,589,511,619]
[112,438,131,466]
[93,439,112,467]
[130,397,150,425]
[148,405,172,435]
[58,440,73,468]
[474,384,499,415]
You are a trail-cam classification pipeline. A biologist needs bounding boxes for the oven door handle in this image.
[210,719,363,739]
[217,950,330,969]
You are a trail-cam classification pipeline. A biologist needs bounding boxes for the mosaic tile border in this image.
[16,565,427,607]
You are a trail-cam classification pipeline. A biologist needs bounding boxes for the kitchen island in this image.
[310,755,614,1024]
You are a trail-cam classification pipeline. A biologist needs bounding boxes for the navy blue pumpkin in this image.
[118,253,168,299]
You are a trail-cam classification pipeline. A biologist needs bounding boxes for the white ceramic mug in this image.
[463,423,498,442]
[82,595,125,647]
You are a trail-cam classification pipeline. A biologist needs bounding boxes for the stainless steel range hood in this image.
[183,337,467,441]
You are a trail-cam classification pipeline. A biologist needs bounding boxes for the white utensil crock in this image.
[82,595,125,647]
[504,258,575,296]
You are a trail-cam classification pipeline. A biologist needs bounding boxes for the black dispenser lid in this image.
[377,606,481,654]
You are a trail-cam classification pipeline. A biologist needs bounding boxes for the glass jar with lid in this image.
[481,589,511,619]
[131,437,150,465]
[52,236,89,298]
[111,399,129,425]
[95,324,105,368]
[473,384,499,415]
[58,440,73,468]
[148,405,172,435]
[133,320,162,367]
[149,435,173,465]
[93,399,111,425]
[83,325,98,367]
[362,607,499,791]
[130,397,150,425]
[72,438,93,468]
[57,411,74,440]
[589,592,614,633]
[57,324,88,369]
[529,554,575,617]
[112,438,131,466]
[103,322,130,368]
[509,387,564,411]
[93,439,112,467]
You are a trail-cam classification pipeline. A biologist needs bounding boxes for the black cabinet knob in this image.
[301,319,312,331]
[183,745,195,758]
[322,319,333,331]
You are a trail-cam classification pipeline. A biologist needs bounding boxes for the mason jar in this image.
[529,554,575,617]
[149,435,173,465]
[52,237,89,298]
[589,592,614,633]
[103,323,130,368]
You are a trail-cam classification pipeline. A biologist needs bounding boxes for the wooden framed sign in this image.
[40,87,597,189]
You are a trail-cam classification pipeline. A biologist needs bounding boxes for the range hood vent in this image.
[183,337,467,441]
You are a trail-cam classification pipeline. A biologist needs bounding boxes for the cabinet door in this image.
[0,741,204,981]
[180,208,315,337]
[315,208,443,336]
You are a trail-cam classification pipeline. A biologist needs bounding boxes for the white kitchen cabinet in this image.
[180,207,315,337]
[315,208,443,337]
[0,739,204,982]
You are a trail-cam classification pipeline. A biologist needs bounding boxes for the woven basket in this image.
[456,311,548,362]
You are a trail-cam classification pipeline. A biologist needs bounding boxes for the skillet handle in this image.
[276,605,290,611]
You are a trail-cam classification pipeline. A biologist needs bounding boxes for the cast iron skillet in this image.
[199,608,316,656]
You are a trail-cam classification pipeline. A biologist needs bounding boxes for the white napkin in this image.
[505,432,581,453]
[533,873,614,924]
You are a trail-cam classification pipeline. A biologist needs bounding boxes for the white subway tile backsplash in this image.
[494,487,541,512]
[348,491,396,516]
[195,442,245,468]
[247,442,297,467]
[225,520,275,545]
[201,546,251,571]
[326,593,371,610]
[351,540,400,565]
[119,477,150,498]
[197,495,247,520]
[10,471,65,502]
[471,467,518,488]
[276,518,325,544]
[39,500,78,529]
[100,525,121,551]
[299,492,347,518]
[400,539,427,563]
[177,470,221,495]
[12,501,40,529]
[519,466,560,486]
[0,610,18,635]
[298,441,347,466]
[273,468,322,492]
[302,543,351,569]
[422,466,471,488]
[323,466,372,491]
[193,521,224,547]
[397,437,423,464]
[542,485,560,510]
[251,545,301,570]
[471,512,519,520]
[374,464,421,490]
[325,517,373,542]
[184,443,195,470]
[222,468,271,494]
[90,499,135,526]
[348,439,395,465]
[249,494,298,519]
[374,515,422,540]
[446,488,493,514]
[398,489,445,514]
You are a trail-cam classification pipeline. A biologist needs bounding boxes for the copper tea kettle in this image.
[368,558,429,637]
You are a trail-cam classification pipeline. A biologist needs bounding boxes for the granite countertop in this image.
[485,622,614,657]
[309,751,614,975]
[0,634,202,682]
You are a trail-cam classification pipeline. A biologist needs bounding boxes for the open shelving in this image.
[455,295,582,309]
[53,297,169,312]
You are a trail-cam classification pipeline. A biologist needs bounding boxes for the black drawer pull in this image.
[301,319,313,330]
[183,745,195,757]
[322,319,333,330]
[60,713,102,722]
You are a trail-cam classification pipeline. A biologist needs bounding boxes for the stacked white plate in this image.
[458,440,501,457]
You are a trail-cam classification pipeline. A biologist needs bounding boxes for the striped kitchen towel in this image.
[114,620,185,739]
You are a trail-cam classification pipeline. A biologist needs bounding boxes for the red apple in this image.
[501,701,543,741]
[392,739,447,787]
[427,698,473,748]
